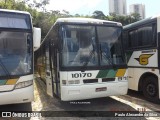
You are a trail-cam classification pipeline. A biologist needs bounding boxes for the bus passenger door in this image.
[45,47,53,97]
[50,44,60,97]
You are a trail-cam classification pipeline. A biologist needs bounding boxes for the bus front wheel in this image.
[143,76,160,103]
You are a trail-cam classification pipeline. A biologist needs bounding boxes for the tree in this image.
[105,13,141,25]
[0,0,142,39]
[130,13,141,23]
[92,10,105,19]
[62,10,70,16]
[0,0,16,9]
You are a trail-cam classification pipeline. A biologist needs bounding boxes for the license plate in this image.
[95,87,107,92]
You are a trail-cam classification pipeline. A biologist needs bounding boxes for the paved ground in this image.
[0,77,160,120]
[31,77,160,120]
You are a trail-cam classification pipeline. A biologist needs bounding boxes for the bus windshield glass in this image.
[0,13,30,29]
[0,31,32,77]
[61,25,125,67]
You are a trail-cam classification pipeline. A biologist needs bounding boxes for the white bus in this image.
[35,18,128,101]
[0,9,41,105]
[123,15,160,103]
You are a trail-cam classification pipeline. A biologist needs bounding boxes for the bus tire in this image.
[143,76,160,103]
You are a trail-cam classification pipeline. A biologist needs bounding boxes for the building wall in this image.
[109,0,127,15]
[129,4,145,19]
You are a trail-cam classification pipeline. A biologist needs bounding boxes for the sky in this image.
[45,0,160,18]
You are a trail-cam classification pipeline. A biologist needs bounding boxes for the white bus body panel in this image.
[157,16,160,32]
[0,85,33,105]
[60,70,128,101]
[61,82,128,101]
[0,74,34,105]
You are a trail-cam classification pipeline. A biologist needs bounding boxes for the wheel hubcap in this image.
[146,84,156,97]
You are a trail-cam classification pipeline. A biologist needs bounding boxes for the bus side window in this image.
[152,23,157,45]
[128,23,157,49]
[138,26,152,46]
[123,31,128,50]
[129,30,138,48]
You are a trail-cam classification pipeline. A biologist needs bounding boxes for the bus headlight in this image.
[62,80,80,85]
[15,80,33,89]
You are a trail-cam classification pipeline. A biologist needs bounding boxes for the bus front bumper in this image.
[61,81,128,101]
[0,85,34,105]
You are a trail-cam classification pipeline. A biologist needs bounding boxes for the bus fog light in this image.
[15,80,33,89]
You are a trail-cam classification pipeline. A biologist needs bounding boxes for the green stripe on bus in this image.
[0,80,7,85]
[96,69,118,78]
[107,69,117,78]
[96,70,109,78]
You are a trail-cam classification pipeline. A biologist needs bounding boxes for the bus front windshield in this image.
[61,25,125,68]
[0,31,32,77]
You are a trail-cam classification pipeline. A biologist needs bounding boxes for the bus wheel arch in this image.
[138,72,159,103]
[138,72,157,91]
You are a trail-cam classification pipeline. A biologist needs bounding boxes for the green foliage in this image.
[92,10,105,19]
[0,1,142,39]
[91,11,141,25]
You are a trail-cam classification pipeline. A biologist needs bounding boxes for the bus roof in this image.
[55,18,122,26]
[0,9,30,15]
[123,15,160,30]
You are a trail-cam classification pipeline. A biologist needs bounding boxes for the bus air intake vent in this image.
[102,78,115,82]
[83,79,98,84]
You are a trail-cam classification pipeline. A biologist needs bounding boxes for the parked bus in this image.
[123,15,160,103]
[0,9,41,105]
[35,18,128,101]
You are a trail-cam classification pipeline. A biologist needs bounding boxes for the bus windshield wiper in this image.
[0,58,11,78]
[100,43,119,68]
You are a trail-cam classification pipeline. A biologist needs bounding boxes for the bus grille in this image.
[102,78,115,82]
[83,79,98,84]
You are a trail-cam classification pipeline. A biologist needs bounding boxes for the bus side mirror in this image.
[33,27,41,51]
